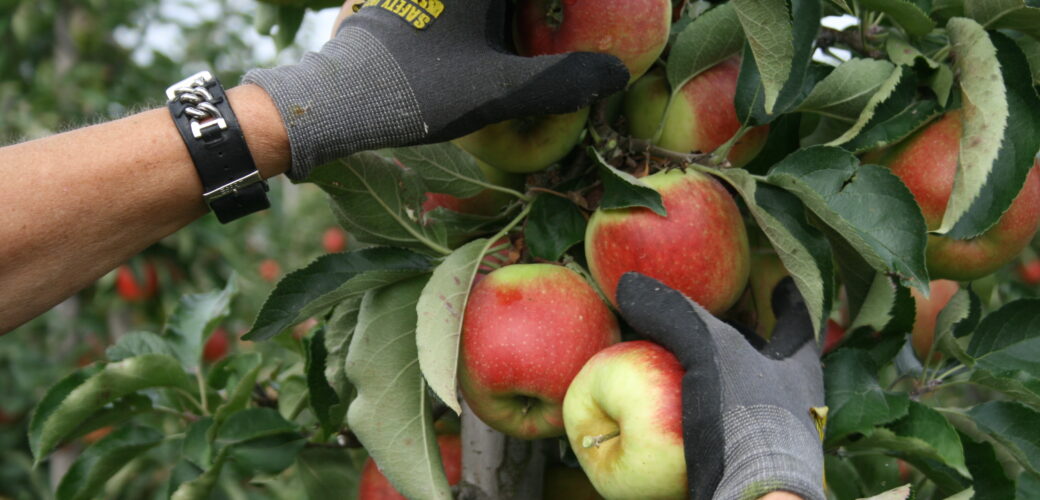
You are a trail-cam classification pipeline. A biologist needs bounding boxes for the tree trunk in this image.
[458,400,545,500]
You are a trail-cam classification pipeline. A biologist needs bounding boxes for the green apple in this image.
[624,68,670,140]
[452,108,590,173]
[562,340,686,499]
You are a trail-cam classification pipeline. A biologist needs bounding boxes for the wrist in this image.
[227,84,290,179]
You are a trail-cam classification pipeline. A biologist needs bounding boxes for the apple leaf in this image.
[966,298,1040,378]
[590,148,665,215]
[30,354,194,463]
[945,32,1040,239]
[767,146,930,291]
[393,143,487,198]
[1020,472,1040,497]
[962,433,1017,500]
[731,0,792,114]
[296,447,366,500]
[163,277,236,371]
[667,3,745,91]
[858,0,936,36]
[246,248,433,342]
[55,425,165,500]
[797,58,897,122]
[742,113,802,176]
[844,413,970,490]
[823,349,910,445]
[426,207,508,248]
[887,402,968,476]
[965,0,1040,39]
[310,153,450,254]
[825,65,910,147]
[207,353,263,445]
[415,238,488,415]
[934,288,981,365]
[859,485,913,500]
[346,276,452,500]
[969,401,1040,476]
[525,194,586,261]
[105,331,176,362]
[970,370,1040,413]
[841,99,942,154]
[937,18,1008,235]
[305,329,342,438]
[1012,33,1040,85]
[847,273,916,340]
[884,36,954,106]
[713,168,833,335]
[323,298,361,422]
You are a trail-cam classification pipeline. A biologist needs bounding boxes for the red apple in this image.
[1019,259,1040,285]
[655,58,769,167]
[909,279,961,362]
[358,434,461,500]
[869,111,1040,281]
[543,465,602,500]
[585,168,751,315]
[259,259,281,283]
[514,0,672,83]
[203,327,230,363]
[115,261,158,302]
[422,159,524,215]
[562,341,686,499]
[322,227,347,253]
[459,264,620,439]
[822,319,846,355]
[452,108,590,174]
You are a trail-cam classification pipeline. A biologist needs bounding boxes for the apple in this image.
[746,252,791,338]
[115,261,158,302]
[543,465,602,500]
[473,237,519,286]
[868,110,1040,281]
[203,327,230,363]
[822,319,846,355]
[358,434,461,500]
[654,58,769,168]
[623,68,670,141]
[909,279,961,362]
[452,108,590,174]
[514,0,671,83]
[322,227,347,253]
[562,340,686,499]
[459,264,620,439]
[1019,259,1040,285]
[585,168,751,315]
[422,159,524,215]
[259,258,281,283]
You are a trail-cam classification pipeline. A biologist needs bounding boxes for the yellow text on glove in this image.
[362,0,444,29]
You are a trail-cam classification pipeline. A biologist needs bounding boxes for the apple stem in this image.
[521,398,535,416]
[582,430,620,448]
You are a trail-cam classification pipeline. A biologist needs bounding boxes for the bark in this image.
[458,400,545,500]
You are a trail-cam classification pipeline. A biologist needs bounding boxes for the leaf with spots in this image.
[346,275,451,500]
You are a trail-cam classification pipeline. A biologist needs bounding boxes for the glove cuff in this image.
[713,405,824,500]
[242,28,425,180]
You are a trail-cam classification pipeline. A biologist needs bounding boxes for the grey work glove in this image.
[616,273,825,500]
[244,0,629,180]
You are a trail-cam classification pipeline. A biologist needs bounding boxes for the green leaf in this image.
[274,5,305,50]
[296,447,366,500]
[323,298,361,424]
[246,248,433,341]
[415,239,486,414]
[216,408,299,445]
[970,370,1040,412]
[945,32,1040,239]
[208,353,262,443]
[67,394,154,445]
[393,143,486,198]
[797,58,897,122]
[888,401,968,475]
[859,0,937,35]
[310,153,450,254]
[1019,471,1040,498]
[55,425,164,500]
[967,299,1040,378]
[938,18,1009,234]
[227,433,307,475]
[591,149,666,215]
[965,0,1040,39]
[427,207,509,248]
[306,328,341,437]
[969,401,1040,475]
[31,354,192,463]
[347,276,452,500]
[767,146,930,290]
[714,169,833,334]
[848,273,916,339]
[524,194,586,261]
[884,36,954,106]
[826,66,913,147]
[1012,33,1040,85]
[742,113,803,175]
[182,418,214,469]
[842,99,942,154]
[164,278,236,371]
[170,449,226,500]
[732,0,793,114]
[860,485,913,500]
[824,349,910,445]
[105,331,175,362]
[962,432,1016,500]
[667,3,745,91]
[845,425,969,491]
[934,288,980,365]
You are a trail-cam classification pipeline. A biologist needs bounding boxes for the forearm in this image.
[0,84,288,334]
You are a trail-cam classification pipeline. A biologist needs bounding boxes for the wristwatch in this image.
[166,71,270,223]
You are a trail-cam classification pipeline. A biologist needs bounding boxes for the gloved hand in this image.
[244,0,629,180]
[616,272,825,500]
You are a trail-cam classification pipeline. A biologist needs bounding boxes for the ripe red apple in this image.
[422,159,524,215]
[654,58,769,167]
[459,264,620,439]
[822,319,846,355]
[453,108,589,174]
[203,327,230,363]
[868,111,1040,281]
[322,227,347,253]
[259,259,281,283]
[562,341,686,499]
[514,0,671,83]
[543,465,602,500]
[909,279,960,362]
[1019,259,1040,285]
[358,434,461,500]
[115,261,158,302]
[585,168,751,315]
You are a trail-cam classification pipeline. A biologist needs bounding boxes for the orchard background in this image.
[5,0,1040,498]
